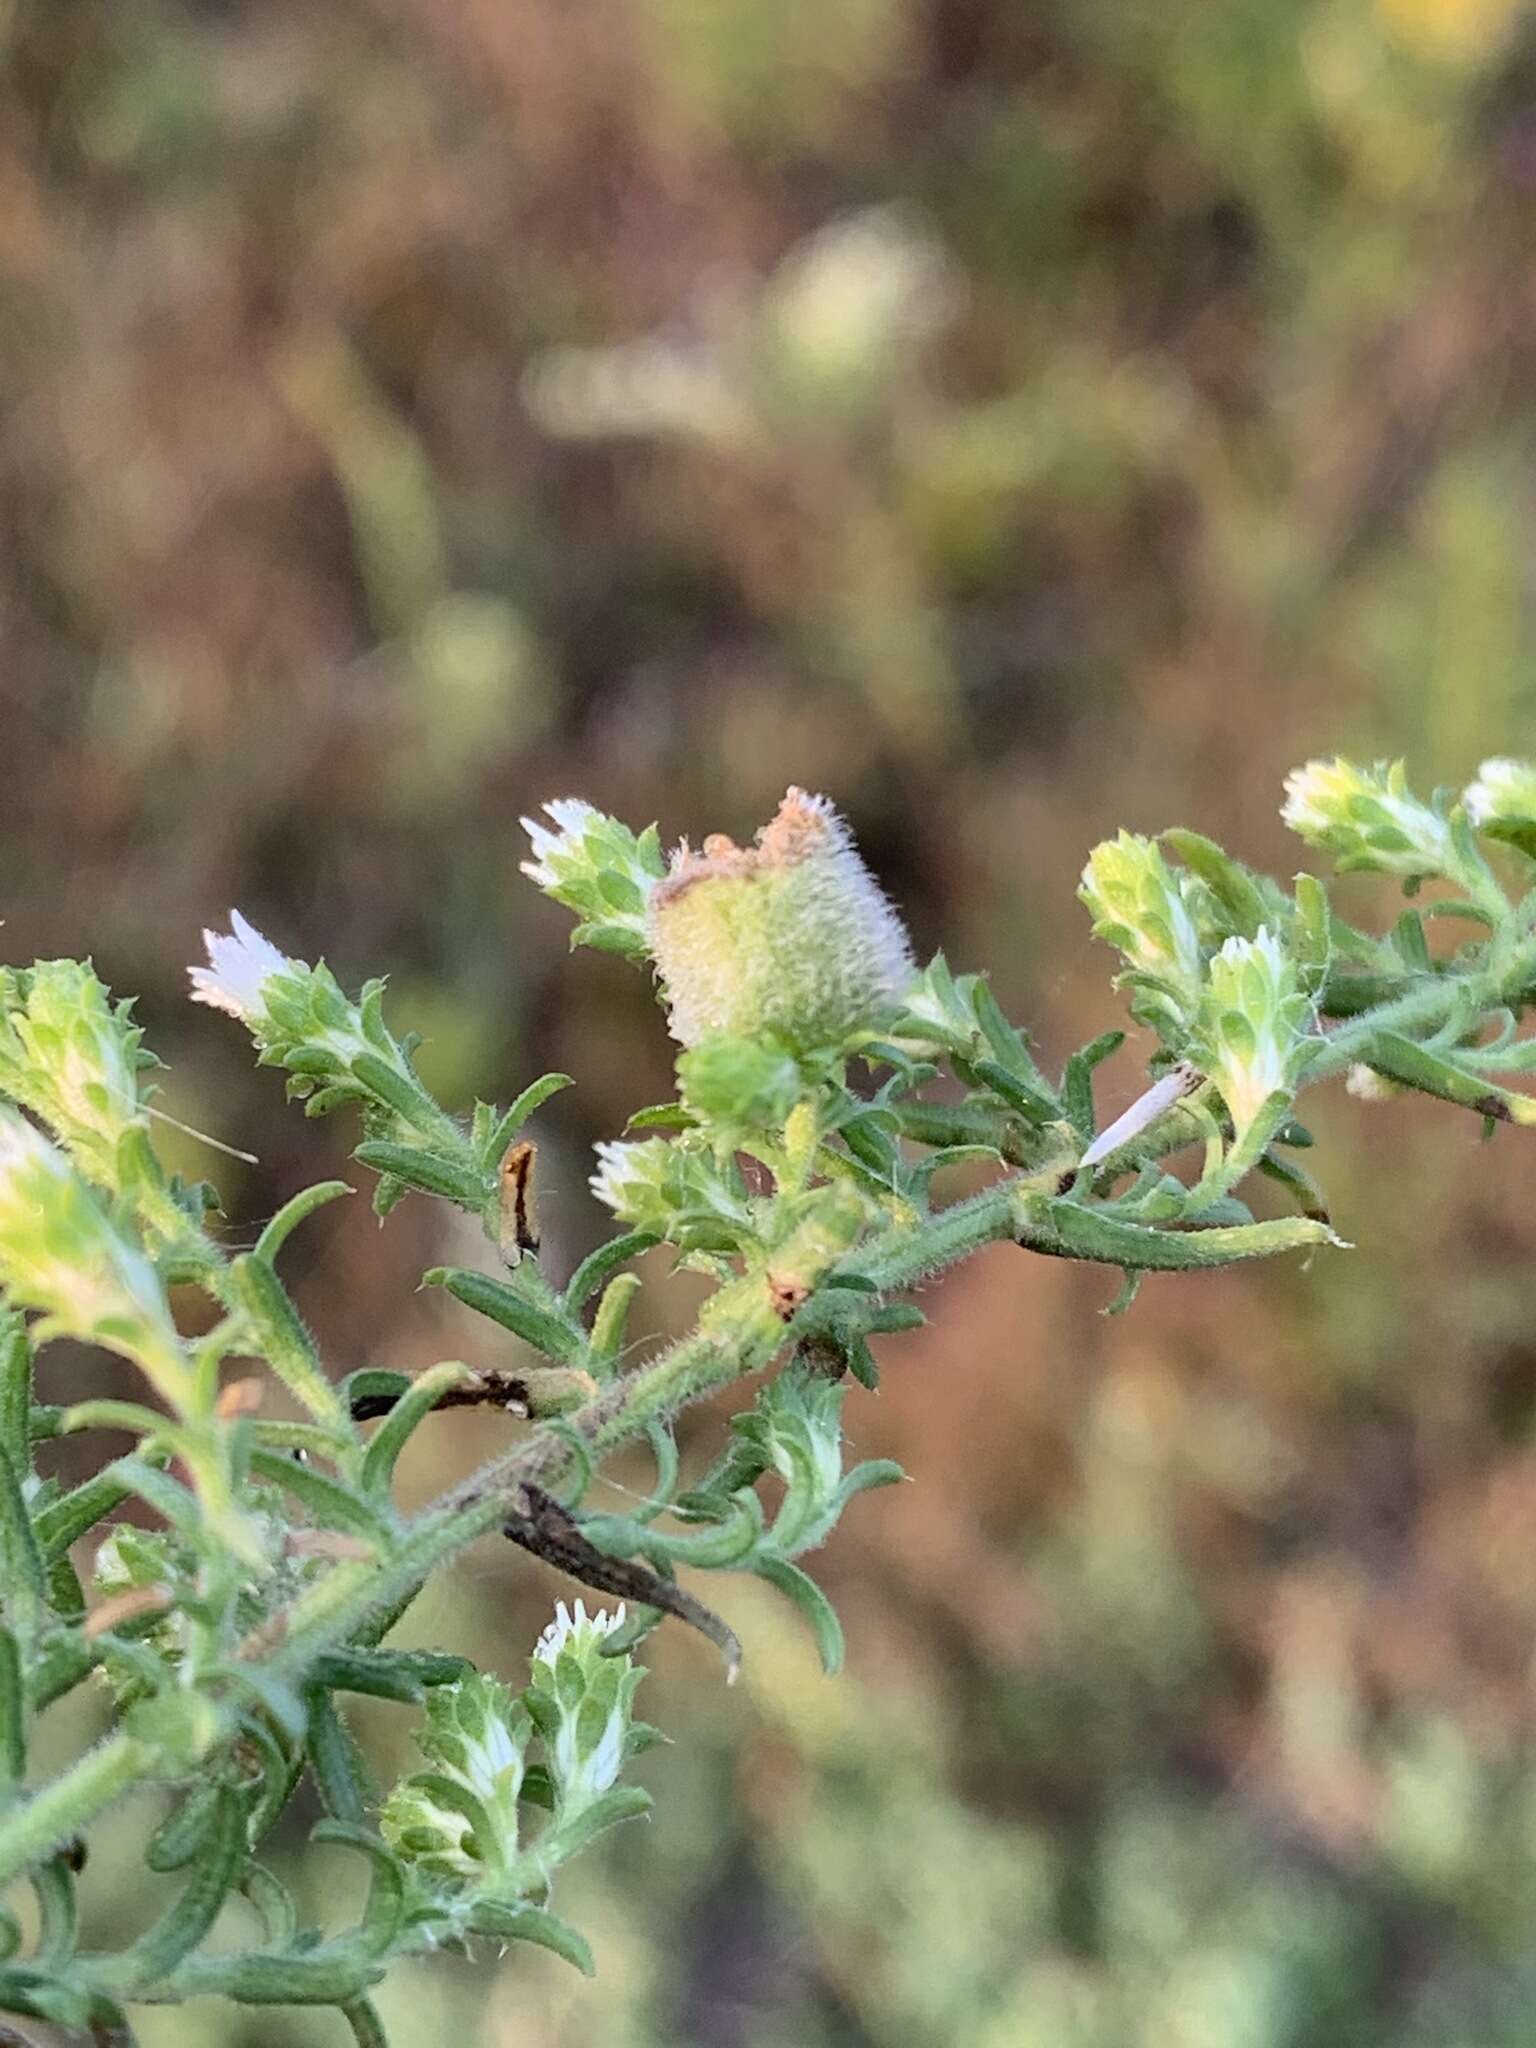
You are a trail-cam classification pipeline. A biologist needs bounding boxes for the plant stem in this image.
[0,1734,151,1893]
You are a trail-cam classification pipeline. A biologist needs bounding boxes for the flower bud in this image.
[1079,832,1204,1035]
[1195,928,1314,1135]
[589,1136,754,1249]
[1463,757,1536,857]
[0,1108,183,1380]
[1281,758,1453,877]
[188,910,296,1029]
[381,1673,530,1884]
[647,789,913,1052]
[525,1601,642,1815]
[0,961,152,1191]
[677,1036,802,1130]
[732,1366,848,1556]
[520,800,666,962]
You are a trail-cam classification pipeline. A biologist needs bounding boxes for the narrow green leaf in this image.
[252,1182,354,1264]
[247,1449,392,1548]
[352,1142,486,1208]
[0,1628,24,1795]
[838,1458,905,1505]
[846,1334,879,1390]
[969,1058,1057,1125]
[309,1822,407,1956]
[1163,828,1273,934]
[361,1361,470,1503]
[348,1051,449,1138]
[308,1649,470,1703]
[756,1557,844,1674]
[1020,1192,1337,1270]
[56,1397,171,1439]
[145,1778,222,1873]
[624,1102,697,1132]
[1292,873,1332,997]
[0,1443,45,1641]
[465,1901,594,1975]
[344,1995,392,2048]
[109,1458,203,1538]
[1061,1033,1125,1144]
[241,1862,299,1949]
[170,1946,386,2004]
[585,1261,638,1376]
[564,1231,661,1312]
[545,1784,652,1862]
[110,1787,244,1992]
[306,1690,374,1825]
[481,1073,575,1166]
[29,1857,78,1970]
[1392,909,1431,971]
[424,1267,585,1365]
[864,1304,926,1334]
[1359,1031,1536,1125]
[35,1464,150,1563]
[230,1254,348,1430]
[0,1315,33,1475]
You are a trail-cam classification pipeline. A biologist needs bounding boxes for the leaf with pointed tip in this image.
[464,1901,594,1976]
[755,1557,844,1675]
[424,1267,585,1364]
[253,1182,354,1264]
[564,1232,661,1312]
[481,1074,575,1166]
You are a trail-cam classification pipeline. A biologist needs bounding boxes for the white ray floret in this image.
[188,910,292,1022]
[533,1597,627,1665]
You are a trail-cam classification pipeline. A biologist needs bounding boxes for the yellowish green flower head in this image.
[0,1106,180,1368]
[1281,758,1454,877]
[1196,926,1314,1136]
[1079,831,1203,986]
[646,788,914,1053]
[0,960,151,1190]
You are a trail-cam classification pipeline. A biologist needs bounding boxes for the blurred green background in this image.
[8,0,1536,2040]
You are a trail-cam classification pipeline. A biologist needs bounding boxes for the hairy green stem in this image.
[0,1734,151,1893]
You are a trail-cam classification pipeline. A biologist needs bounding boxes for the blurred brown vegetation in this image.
[8,0,1536,2041]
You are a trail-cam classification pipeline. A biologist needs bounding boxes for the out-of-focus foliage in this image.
[8,0,1536,2041]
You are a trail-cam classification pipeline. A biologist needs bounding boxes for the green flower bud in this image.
[732,1367,848,1556]
[647,789,913,1053]
[1464,757,1536,858]
[526,1601,642,1815]
[381,1673,530,1884]
[1281,758,1453,877]
[1079,832,1204,1035]
[520,800,666,961]
[1195,928,1314,1135]
[677,1036,802,1130]
[0,1108,185,1386]
[379,1779,483,1884]
[589,1136,754,1249]
[0,961,152,1191]
[190,911,369,1069]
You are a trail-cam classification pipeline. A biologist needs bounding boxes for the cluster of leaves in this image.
[4,761,1536,2040]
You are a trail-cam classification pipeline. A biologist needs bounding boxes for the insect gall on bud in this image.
[646,788,913,1054]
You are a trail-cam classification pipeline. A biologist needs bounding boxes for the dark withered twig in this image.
[348,1369,539,1422]
[504,1482,741,1678]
